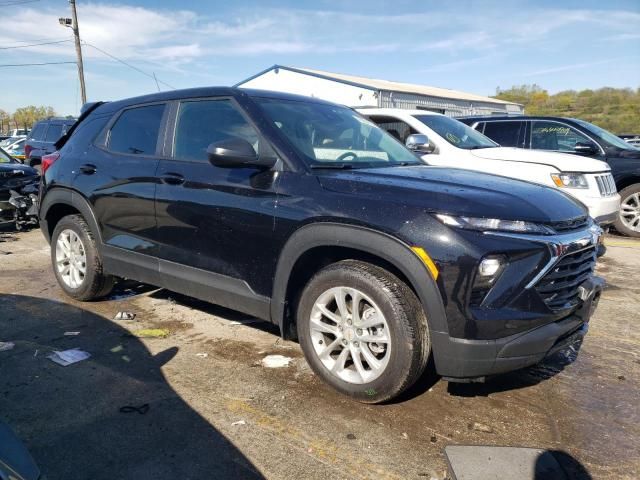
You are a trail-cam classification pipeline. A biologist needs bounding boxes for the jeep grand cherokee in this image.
[39,88,604,403]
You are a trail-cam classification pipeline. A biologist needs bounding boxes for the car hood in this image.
[469,147,610,172]
[0,162,38,176]
[317,165,587,223]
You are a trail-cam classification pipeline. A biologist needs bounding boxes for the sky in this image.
[1,0,639,116]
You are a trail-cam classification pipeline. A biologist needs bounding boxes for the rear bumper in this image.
[432,276,603,379]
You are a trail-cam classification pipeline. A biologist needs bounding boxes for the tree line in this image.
[494,85,640,134]
[0,106,61,134]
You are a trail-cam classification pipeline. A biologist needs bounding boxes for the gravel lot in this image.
[1,228,639,479]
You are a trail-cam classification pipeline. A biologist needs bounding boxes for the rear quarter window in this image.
[107,104,165,155]
[29,123,47,141]
[44,124,64,142]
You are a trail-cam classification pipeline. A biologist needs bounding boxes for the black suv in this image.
[39,88,604,402]
[459,116,640,237]
[25,117,76,169]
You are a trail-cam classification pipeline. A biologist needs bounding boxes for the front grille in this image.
[546,216,589,233]
[594,173,617,197]
[536,246,597,311]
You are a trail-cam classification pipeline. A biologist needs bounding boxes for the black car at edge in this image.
[39,88,604,402]
[459,115,640,237]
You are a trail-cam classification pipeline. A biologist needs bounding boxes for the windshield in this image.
[0,147,14,163]
[255,98,423,168]
[573,119,638,151]
[414,115,498,149]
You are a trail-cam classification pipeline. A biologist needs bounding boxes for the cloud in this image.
[0,3,638,73]
[524,56,640,77]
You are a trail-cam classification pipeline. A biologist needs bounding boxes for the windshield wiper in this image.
[310,163,354,169]
[468,145,498,149]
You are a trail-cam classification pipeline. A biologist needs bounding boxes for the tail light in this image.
[41,152,60,174]
[24,144,33,159]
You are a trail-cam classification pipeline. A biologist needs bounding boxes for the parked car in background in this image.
[5,138,26,161]
[39,88,604,403]
[7,128,29,137]
[0,147,39,227]
[459,116,640,237]
[361,109,619,227]
[0,135,26,149]
[619,134,640,148]
[25,117,76,169]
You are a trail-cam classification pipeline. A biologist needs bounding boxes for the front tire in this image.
[51,214,115,300]
[297,260,430,403]
[614,184,640,238]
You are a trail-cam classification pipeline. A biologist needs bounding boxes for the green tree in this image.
[11,106,56,131]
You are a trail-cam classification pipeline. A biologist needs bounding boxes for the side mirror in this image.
[574,141,598,155]
[207,137,276,169]
[406,134,435,154]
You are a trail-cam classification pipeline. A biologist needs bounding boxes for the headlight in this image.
[436,214,555,235]
[550,173,588,189]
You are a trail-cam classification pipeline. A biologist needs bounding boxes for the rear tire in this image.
[297,260,430,403]
[51,214,115,301]
[614,184,640,238]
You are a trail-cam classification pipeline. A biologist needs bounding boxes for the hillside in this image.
[493,85,640,134]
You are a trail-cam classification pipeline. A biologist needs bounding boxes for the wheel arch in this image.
[271,223,448,339]
[39,188,102,247]
[616,176,640,193]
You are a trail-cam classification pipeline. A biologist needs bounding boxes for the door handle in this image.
[79,164,97,174]
[161,173,185,185]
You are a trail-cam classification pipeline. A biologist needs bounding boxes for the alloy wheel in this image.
[309,286,391,384]
[620,192,640,232]
[55,229,87,288]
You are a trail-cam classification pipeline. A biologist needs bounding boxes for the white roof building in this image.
[237,65,523,117]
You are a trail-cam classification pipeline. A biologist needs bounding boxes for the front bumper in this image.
[433,276,604,380]
[578,193,620,226]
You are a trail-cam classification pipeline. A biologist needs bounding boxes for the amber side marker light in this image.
[411,246,439,281]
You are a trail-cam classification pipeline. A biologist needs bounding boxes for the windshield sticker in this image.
[534,126,571,136]
[445,132,461,144]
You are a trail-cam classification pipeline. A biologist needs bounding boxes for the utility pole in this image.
[60,0,86,104]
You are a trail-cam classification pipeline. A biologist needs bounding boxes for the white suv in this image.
[360,108,620,226]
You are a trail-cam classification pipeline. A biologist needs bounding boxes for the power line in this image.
[0,0,40,6]
[1,36,70,44]
[0,61,76,67]
[82,41,176,90]
[0,39,72,50]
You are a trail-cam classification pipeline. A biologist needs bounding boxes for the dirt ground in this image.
[0,228,638,480]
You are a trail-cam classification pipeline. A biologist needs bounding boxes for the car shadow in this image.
[148,288,282,337]
[542,450,593,480]
[0,294,265,480]
[447,344,582,398]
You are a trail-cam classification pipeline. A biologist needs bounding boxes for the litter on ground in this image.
[64,331,81,336]
[261,355,293,368]
[231,420,246,426]
[114,311,136,321]
[131,328,170,338]
[0,342,15,352]
[196,353,208,358]
[47,348,91,366]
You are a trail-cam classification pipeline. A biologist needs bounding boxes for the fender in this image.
[271,222,449,336]
[39,187,102,247]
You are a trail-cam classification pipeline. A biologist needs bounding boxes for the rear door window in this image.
[108,104,165,155]
[482,121,525,147]
[44,124,64,142]
[530,121,591,152]
[29,123,46,141]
